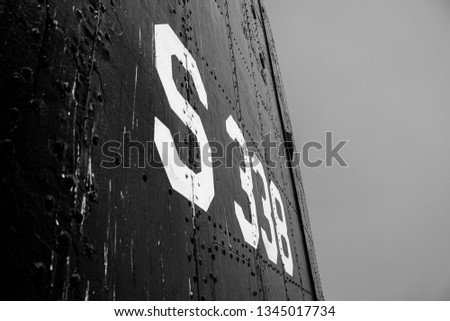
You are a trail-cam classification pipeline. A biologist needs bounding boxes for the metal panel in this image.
[0,0,322,300]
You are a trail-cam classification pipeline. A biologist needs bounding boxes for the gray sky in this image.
[265,0,450,300]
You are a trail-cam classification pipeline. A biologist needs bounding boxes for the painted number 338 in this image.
[154,24,294,276]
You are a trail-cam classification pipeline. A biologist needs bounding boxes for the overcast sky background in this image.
[265,0,450,300]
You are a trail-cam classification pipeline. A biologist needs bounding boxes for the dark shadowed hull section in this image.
[0,0,323,300]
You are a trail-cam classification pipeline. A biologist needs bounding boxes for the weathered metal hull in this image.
[0,0,322,300]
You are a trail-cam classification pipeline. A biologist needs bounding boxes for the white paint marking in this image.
[226,116,259,249]
[270,181,294,276]
[154,24,214,212]
[253,155,278,264]
[132,65,138,130]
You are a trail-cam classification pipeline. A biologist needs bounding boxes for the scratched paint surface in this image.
[0,0,322,300]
